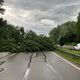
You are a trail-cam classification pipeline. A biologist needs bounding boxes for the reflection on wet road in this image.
[0,52,80,80]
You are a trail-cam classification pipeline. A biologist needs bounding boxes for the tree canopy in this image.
[0,18,55,53]
[76,13,80,41]
[0,0,5,14]
[49,13,80,46]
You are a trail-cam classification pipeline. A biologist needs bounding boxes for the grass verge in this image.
[59,48,80,55]
[54,49,80,65]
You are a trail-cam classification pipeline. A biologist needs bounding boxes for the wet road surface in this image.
[0,52,80,80]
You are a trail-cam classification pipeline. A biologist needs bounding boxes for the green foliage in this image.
[0,0,5,14]
[49,12,80,44]
[0,40,18,52]
[0,18,7,27]
[49,21,78,45]
[22,40,40,52]
[49,25,61,43]
[58,36,65,46]
[76,13,80,41]
[0,18,55,53]
[37,35,54,51]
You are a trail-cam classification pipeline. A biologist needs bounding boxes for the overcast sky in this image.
[1,0,80,35]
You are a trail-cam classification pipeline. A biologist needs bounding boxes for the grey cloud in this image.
[2,0,80,35]
[5,0,80,10]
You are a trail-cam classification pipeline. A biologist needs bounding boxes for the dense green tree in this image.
[19,27,25,36]
[25,30,37,40]
[58,36,65,47]
[0,18,7,27]
[0,18,55,52]
[0,0,5,14]
[76,13,80,41]
[49,21,77,45]
[59,21,77,43]
[49,25,61,43]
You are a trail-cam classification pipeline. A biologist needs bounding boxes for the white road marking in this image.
[52,52,80,71]
[46,63,63,80]
[24,68,30,80]
[9,53,16,57]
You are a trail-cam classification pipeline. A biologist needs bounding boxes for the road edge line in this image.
[52,52,80,71]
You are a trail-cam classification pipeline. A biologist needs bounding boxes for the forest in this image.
[49,13,80,46]
[0,17,55,52]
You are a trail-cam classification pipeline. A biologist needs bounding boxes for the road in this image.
[0,52,80,80]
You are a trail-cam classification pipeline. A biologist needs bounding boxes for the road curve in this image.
[0,52,80,80]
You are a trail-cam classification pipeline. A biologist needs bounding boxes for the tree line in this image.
[0,18,55,52]
[49,13,80,46]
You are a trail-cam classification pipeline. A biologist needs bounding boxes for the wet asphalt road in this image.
[0,52,80,80]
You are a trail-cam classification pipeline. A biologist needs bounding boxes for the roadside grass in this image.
[59,48,80,55]
[54,48,80,65]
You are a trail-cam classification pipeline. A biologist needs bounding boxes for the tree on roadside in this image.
[49,21,77,45]
[0,0,5,14]
[58,36,65,47]
[0,17,7,27]
[49,26,61,44]
[76,13,80,42]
